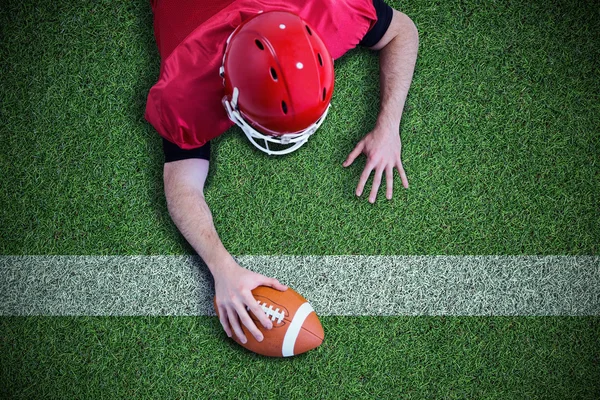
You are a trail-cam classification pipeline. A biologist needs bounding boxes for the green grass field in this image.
[1,0,599,398]
[2,317,599,398]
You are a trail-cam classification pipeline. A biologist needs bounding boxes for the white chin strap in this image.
[223,87,330,156]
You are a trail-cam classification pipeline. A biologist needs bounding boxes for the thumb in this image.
[343,141,365,167]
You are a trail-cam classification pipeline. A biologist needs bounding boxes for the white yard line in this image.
[1,255,598,316]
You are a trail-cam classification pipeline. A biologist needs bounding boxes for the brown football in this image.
[214,286,324,357]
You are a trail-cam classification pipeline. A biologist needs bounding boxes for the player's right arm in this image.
[163,159,288,343]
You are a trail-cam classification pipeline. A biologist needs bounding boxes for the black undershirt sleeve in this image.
[162,138,211,163]
[359,0,394,48]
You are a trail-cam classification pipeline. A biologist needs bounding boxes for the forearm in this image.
[164,170,234,276]
[375,12,419,131]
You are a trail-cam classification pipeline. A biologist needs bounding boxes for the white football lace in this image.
[256,300,285,324]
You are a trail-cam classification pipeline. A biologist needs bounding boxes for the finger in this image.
[343,141,365,167]
[397,159,409,188]
[235,302,264,342]
[217,304,232,338]
[227,306,247,344]
[356,163,375,197]
[262,277,288,292]
[385,166,394,200]
[368,167,384,203]
[245,292,273,331]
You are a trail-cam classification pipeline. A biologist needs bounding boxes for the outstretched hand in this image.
[213,258,288,344]
[343,125,408,203]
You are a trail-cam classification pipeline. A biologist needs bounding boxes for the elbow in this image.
[399,12,419,47]
[371,10,419,51]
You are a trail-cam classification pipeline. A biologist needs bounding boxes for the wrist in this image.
[206,251,239,278]
[375,112,401,133]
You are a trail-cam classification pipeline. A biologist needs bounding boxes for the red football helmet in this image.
[221,11,334,155]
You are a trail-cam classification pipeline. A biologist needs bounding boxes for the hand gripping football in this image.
[214,286,324,357]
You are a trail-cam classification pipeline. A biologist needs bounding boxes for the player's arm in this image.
[344,8,419,202]
[163,157,287,343]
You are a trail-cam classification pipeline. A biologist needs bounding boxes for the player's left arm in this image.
[343,9,418,203]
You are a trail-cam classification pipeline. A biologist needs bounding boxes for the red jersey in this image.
[145,0,378,150]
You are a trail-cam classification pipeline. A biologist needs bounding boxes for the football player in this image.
[146,0,418,344]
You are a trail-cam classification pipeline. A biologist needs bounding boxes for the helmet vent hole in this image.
[281,101,288,114]
[255,40,264,50]
[270,67,278,81]
[322,88,327,101]
[318,53,323,67]
[306,25,312,36]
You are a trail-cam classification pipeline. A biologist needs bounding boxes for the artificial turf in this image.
[1,0,598,255]
[1,0,599,398]
[2,317,599,399]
